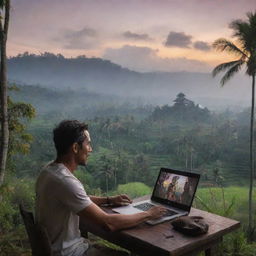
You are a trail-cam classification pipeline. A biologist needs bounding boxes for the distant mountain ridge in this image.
[8,52,250,108]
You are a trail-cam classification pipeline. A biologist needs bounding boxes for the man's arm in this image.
[89,194,132,206]
[78,202,166,232]
[89,196,108,205]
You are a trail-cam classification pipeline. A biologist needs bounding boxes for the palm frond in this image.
[212,12,256,89]
[212,60,242,77]
[230,12,256,54]
[220,60,244,86]
[212,38,247,58]
[247,11,256,26]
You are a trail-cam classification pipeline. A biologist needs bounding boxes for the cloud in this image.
[123,31,152,41]
[104,45,157,60]
[164,32,192,48]
[193,41,211,51]
[103,45,211,72]
[54,27,98,50]
[64,27,96,39]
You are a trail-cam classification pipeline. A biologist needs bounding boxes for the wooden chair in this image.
[19,204,53,256]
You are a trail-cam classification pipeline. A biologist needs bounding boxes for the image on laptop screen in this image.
[153,170,198,207]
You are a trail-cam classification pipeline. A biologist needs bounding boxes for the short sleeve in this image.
[57,176,92,213]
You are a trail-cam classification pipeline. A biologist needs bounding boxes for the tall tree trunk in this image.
[114,168,117,189]
[0,0,10,186]
[105,172,108,193]
[190,147,193,171]
[185,149,188,169]
[248,74,255,240]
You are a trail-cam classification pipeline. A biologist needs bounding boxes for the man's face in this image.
[76,130,93,166]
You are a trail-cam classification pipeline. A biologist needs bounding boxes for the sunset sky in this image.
[8,0,256,72]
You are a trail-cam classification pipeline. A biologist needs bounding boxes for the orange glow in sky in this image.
[8,0,256,72]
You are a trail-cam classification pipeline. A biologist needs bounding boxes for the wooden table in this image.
[80,195,240,256]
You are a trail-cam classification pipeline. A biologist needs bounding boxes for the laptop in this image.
[112,168,200,225]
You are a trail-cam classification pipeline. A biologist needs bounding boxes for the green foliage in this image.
[10,178,35,209]
[219,231,256,256]
[195,187,256,255]
[13,98,254,187]
[0,178,35,255]
[0,178,35,230]
[0,184,16,232]
[116,182,151,199]
[92,238,130,254]
[151,92,210,122]
[195,186,256,220]
[8,97,36,153]
[75,169,103,196]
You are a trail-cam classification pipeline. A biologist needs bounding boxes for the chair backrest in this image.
[19,204,53,256]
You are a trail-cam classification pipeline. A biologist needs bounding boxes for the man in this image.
[35,120,166,256]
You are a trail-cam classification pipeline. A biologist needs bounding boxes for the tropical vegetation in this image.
[212,11,256,239]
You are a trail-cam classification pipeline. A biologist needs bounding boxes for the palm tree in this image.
[212,12,256,240]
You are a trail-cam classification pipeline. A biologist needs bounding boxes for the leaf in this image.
[224,196,236,217]
[195,195,213,212]
[212,38,247,58]
[220,60,244,86]
[212,60,242,77]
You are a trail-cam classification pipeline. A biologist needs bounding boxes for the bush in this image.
[0,195,16,233]
[219,231,256,256]
[0,178,35,255]
[195,186,256,255]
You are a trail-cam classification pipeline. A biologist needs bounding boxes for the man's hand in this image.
[109,194,132,206]
[147,206,167,219]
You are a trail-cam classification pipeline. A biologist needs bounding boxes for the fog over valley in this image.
[8,53,251,111]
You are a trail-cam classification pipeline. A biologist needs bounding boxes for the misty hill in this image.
[8,52,251,109]
[10,85,153,121]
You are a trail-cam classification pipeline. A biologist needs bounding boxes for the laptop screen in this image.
[152,168,200,211]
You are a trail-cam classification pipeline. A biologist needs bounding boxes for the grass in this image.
[195,186,256,224]
[115,182,151,198]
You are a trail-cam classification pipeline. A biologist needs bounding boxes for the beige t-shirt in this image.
[35,162,92,256]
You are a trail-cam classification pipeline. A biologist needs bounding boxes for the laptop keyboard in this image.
[134,202,178,217]
[134,202,154,211]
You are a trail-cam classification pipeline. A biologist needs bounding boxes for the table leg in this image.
[205,248,211,256]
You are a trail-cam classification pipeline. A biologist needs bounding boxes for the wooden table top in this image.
[80,195,240,256]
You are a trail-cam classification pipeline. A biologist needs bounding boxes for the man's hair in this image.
[53,120,88,156]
